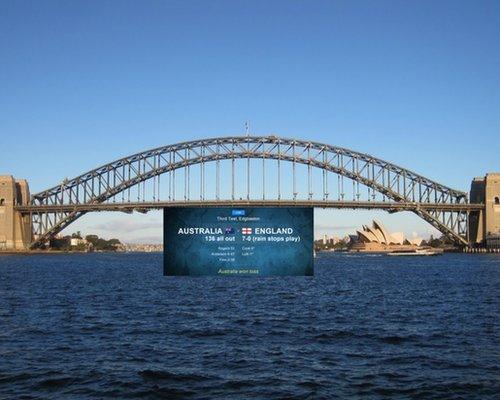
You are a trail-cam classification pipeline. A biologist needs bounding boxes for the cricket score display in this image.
[163,207,314,276]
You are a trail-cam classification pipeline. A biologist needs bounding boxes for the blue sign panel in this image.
[163,207,314,276]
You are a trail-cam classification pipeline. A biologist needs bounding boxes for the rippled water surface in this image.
[0,252,499,399]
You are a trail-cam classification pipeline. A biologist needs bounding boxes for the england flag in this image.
[241,227,252,235]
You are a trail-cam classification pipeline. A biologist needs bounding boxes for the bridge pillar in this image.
[0,175,32,251]
[469,173,500,246]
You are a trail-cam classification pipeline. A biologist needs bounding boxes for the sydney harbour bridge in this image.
[7,135,488,248]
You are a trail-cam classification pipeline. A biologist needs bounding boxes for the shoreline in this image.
[0,250,163,255]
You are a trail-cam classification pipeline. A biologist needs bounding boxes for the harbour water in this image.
[0,252,498,399]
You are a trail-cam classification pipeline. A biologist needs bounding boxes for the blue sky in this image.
[1,1,499,242]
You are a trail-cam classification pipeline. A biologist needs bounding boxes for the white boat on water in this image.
[388,248,443,256]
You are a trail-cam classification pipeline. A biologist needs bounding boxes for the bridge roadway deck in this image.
[16,200,485,213]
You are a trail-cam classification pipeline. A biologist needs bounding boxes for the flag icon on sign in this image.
[241,227,252,235]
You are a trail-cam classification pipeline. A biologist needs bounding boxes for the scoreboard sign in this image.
[163,207,313,276]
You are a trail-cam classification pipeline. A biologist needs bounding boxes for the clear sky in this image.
[1,1,499,242]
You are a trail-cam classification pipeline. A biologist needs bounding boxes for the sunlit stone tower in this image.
[469,173,500,247]
[0,175,32,250]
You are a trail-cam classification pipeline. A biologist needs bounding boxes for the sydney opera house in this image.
[349,220,423,252]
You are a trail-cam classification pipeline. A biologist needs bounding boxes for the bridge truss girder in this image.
[28,136,471,247]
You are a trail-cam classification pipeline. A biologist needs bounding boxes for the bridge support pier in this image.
[469,173,500,246]
[0,175,32,251]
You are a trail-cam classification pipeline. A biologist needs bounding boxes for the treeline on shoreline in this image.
[50,232,122,252]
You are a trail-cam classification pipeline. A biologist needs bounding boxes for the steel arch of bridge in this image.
[26,136,472,247]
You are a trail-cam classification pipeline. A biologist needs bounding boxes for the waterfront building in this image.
[349,220,421,252]
[70,237,87,247]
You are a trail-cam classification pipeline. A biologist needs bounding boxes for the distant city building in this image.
[124,243,163,252]
[321,234,340,246]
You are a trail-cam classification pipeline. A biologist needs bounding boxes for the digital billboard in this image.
[163,207,313,276]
